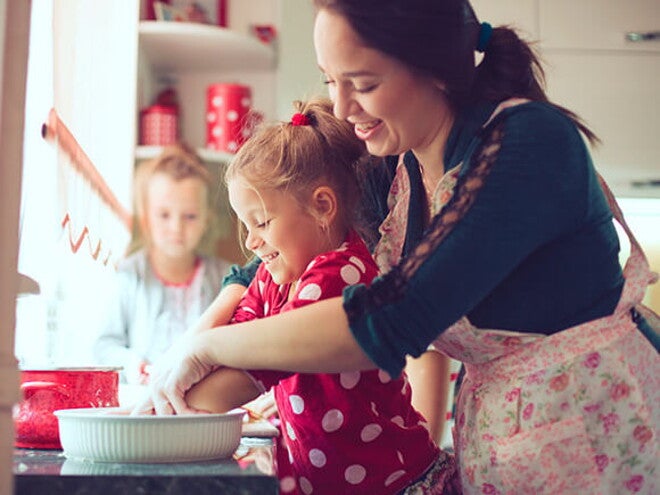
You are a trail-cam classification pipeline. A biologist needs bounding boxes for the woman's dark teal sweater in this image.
[225,101,655,377]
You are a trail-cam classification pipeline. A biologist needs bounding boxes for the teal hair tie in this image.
[476,22,493,53]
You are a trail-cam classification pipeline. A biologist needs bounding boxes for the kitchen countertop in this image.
[13,437,279,495]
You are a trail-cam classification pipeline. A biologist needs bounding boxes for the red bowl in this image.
[13,367,121,449]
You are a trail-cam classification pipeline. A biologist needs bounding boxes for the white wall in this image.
[275,0,325,119]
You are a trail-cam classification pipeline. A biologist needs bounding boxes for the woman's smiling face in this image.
[313,8,450,158]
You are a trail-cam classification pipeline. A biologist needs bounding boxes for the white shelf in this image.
[139,21,276,73]
[135,145,234,165]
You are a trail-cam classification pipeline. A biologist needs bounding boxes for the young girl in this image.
[93,144,230,385]
[184,98,457,495]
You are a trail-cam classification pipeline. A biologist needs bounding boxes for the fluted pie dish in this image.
[54,407,246,463]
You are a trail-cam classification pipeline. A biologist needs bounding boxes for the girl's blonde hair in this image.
[128,143,214,255]
[225,97,368,236]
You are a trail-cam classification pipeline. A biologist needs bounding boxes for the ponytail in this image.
[472,25,599,145]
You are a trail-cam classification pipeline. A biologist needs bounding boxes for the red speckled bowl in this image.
[13,367,121,449]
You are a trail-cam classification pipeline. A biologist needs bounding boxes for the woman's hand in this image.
[131,333,217,415]
[130,285,247,416]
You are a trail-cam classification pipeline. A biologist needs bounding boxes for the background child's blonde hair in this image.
[128,143,216,256]
[225,97,369,239]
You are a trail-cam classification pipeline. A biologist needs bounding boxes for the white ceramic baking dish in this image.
[54,407,245,463]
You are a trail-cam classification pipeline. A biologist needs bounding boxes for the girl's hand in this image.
[131,333,217,416]
[244,389,278,420]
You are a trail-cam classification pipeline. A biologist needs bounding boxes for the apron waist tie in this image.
[465,309,637,384]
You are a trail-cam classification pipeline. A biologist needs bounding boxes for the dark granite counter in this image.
[13,437,279,494]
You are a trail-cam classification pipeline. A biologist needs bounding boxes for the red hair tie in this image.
[291,113,311,126]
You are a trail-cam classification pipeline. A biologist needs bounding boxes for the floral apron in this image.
[434,174,659,494]
[375,100,660,494]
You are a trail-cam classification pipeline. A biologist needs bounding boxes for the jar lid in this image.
[207,83,251,93]
[141,105,177,115]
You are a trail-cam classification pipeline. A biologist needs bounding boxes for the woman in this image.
[139,1,659,493]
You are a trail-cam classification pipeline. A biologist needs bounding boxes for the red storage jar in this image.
[206,83,253,153]
[140,104,178,146]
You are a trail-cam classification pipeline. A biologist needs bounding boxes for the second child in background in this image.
[93,144,230,385]
[183,98,458,495]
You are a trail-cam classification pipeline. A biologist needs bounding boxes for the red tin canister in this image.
[206,83,253,153]
[140,105,178,146]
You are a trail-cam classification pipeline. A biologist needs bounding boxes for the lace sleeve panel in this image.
[346,122,505,317]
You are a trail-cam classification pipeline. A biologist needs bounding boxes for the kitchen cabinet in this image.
[471,0,660,197]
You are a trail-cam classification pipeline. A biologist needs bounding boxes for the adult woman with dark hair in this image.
[138,1,659,492]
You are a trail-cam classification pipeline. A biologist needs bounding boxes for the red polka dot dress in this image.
[233,231,441,494]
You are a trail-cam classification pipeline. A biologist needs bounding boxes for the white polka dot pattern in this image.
[360,423,382,442]
[280,476,296,493]
[286,422,296,441]
[289,395,304,414]
[298,283,322,301]
[339,371,360,389]
[345,464,367,485]
[309,448,327,467]
[299,477,313,494]
[349,256,366,273]
[237,233,438,493]
[340,263,360,285]
[385,470,406,487]
[377,369,391,383]
[321,409,344,432]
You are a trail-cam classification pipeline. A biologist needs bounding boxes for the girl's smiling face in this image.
[228,179,329,285]
[313,8,451,159]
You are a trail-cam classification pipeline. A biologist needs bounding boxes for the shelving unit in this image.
[138,21,276,73]
[134,18,279,263]
[135,145,234,165]
[136,20,278,162]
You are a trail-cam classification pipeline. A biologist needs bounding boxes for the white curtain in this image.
[16,0,139,367]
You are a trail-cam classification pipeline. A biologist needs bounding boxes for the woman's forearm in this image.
[203,297,377,373]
